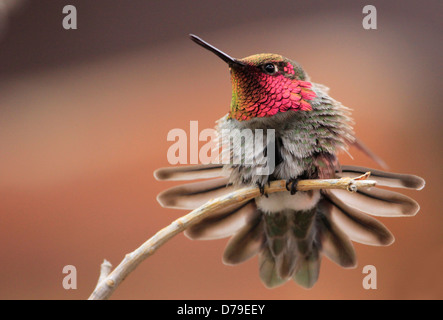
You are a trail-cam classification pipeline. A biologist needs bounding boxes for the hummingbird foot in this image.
[257,182,269,198]
[286,178,300,195]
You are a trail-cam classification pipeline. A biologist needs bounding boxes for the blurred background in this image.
[0,0,441,300]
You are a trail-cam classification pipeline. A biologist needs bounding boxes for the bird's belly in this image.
[255,190,321,213]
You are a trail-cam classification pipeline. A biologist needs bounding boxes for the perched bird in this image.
[154,35,425,289]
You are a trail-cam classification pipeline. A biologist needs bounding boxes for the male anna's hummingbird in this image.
[155,35,425,288]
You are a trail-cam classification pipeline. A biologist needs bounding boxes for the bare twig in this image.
[96,259,112,286]
[88,173,375,300]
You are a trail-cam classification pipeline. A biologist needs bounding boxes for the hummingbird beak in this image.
[189,34,246,67]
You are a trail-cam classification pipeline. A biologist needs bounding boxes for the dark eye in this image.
[263,63,277,75]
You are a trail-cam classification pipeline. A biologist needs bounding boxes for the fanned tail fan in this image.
[155,164,424,288]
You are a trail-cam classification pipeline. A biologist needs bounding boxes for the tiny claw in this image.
[286,178,299,195]
[257,182,268,198]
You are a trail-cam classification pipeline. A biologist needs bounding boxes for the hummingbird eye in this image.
[263,63,277,75]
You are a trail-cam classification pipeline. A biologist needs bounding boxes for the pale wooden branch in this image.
[96,259,112,286]
[88,173,375,300]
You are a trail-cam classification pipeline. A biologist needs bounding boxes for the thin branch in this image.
[88,173,375,300]
[96,259,112,286]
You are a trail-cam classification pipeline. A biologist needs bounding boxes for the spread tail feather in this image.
[258,204,357,289]
[259,247,287,288]
[338,165,425,190]
[157,177,233,210]
[259,208,322,288]
[325,187,420,217]
[185,201,258,240]
[222,211,265,265]
[154,164,228,181]
[292,245,321,289]
[316,200,357,268]
[323,191,394,246]
[155,164,425,289]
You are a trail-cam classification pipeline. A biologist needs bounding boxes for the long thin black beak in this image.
[189,34,245,67]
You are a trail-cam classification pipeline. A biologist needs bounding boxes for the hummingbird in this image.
[154,35,425,289]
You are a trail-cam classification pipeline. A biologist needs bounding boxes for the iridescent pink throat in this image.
[229,66,316,121]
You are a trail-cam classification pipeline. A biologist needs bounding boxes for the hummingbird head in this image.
[190,34,316,121]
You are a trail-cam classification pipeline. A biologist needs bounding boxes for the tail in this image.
[258,208,322,289]
[154,164,424,288]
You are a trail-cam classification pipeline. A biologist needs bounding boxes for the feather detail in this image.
[323,191,394,246]
[154,164,228,181]
[258,247,287,288]
[222,214,264,265]
[156,177,233,210]
[261,208,318,282]
[338,165,425,190]
[293,245,321,289]
[263,211,292,279]
[185,201,258,240]
[316,200,357,268]
[276,239,298,280]
[326,187,420,217]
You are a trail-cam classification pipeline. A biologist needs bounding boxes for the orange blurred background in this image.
[0,0,441,299]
